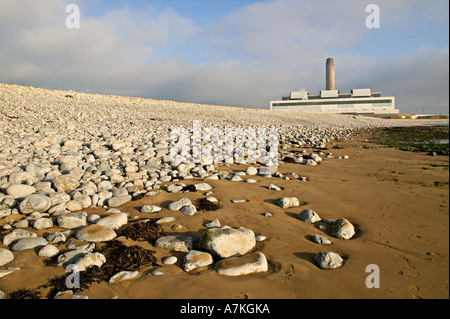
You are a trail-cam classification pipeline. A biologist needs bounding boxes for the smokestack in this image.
[326,58,335,90]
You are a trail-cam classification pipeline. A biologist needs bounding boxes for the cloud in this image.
[0,0,448,114]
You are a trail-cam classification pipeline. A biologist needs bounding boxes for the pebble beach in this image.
[0,83,448,299]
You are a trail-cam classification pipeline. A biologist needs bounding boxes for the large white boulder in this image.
[331,218,355,240]
[275,197,299,209]
[214,252,268,276]
[199,226,256,258]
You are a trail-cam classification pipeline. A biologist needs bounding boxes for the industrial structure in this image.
[270,58,399,115]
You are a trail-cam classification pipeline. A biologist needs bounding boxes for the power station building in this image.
[270,58,399,115]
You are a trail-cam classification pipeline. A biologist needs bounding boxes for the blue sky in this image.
[0,0,448,114]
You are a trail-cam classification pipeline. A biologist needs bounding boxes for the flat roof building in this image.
[270,58,399,115]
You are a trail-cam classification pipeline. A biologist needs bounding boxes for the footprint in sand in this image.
[397,254,419,278]
[284,263,295,280]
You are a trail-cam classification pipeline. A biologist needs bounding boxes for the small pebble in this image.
[162,256,177,265]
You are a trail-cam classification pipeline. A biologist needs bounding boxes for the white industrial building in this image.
[270,58,399,115]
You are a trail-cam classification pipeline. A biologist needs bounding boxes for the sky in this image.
[0,0,448,114]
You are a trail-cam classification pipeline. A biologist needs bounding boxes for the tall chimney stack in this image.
[326,58,335,90]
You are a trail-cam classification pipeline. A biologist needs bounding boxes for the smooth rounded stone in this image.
[57,249,88,266]
[245,166,258,176]
[258,166,275,177]
[98,181,113,191]
[167,184,183,193]
[297,209,321,223]
[255,235,267,242]
[151,270,164,276]
[313,234,332,245]
[3,229,37,246]
[180,204,197,216]
[93,149,111,158]
[214,252,268,276]
[57,211,87,229]
[73,252,106,271]
[14,219,29,228]
[105,208,122,214]
[230,199,246,203]
[141,205,161,213]
[0,248,14,267]
[229,175,243,182]
[199,226,256,258]
[162,256,178,265]
[205,218,221,228]
[155,235,193,252]
[314,251,344,269]
[38,244,60,257]
[159,175,172,183]
[8,171,32,184]
[53,290,88,299]
[10,237,48,251]
[96,212,128,230]
[66,239,95,251]
[194,183,212,191]
[0,209,11,219]
[27,212,49,221]
[156,217,175,224]
[53,174,80,192]
[245,178,257,183]
[66,200,82,212]
[47,231,68,244]
[304,159,318,166]
[33,181,52,191]
[6,184,36,199]
[167,197,192,211]
[1,196,16,209]
[205,174,219,180]
[109,270,139,283]
[268,184,281,191]
[88,214,101,223]
[48,192,71,206]
[107,195,132,208]
[75,224,117,242]
[91,194,99,206]
[33,217,54,230]
[331,218,356,240]
[19,194,52,214]
[183,250,213,272]
[275,197,299,209]
[72,194,92,209]
[0,267,20,279]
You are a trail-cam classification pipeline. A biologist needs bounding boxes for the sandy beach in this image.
[0,84,448,300]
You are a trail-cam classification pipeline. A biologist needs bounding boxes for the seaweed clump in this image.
[80,240,160,286]
[7,289,41,300]
[120,219,166,243]
[182,184,197,192]
[282,157,296,163]
[196,198,221,211]
[8,221,164,299]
